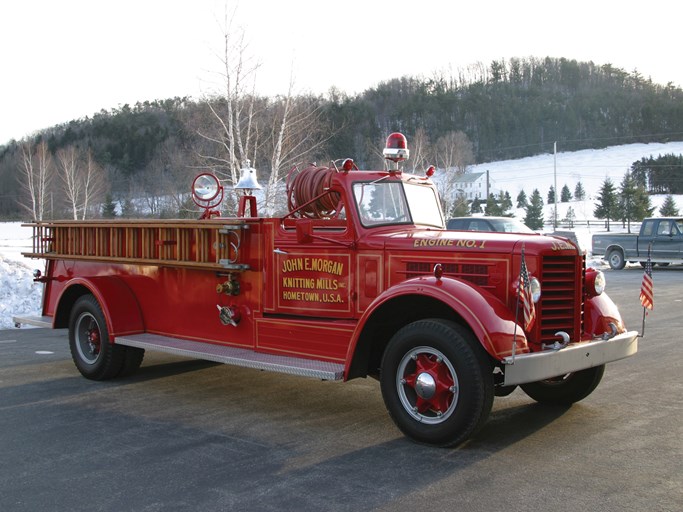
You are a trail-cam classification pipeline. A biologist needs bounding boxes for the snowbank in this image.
[0,222,43,329]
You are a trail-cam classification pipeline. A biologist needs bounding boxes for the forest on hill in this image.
[1,56,682,220]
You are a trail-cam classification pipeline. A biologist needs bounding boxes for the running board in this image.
[13,315,53,328]
[115,333,345,381]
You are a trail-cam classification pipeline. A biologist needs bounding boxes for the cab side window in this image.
[657,221,672,235]
[641,221,655,236]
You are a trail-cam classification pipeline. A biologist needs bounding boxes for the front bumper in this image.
[502,331,638,386]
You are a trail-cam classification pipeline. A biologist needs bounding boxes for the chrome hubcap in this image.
[396,346,459,424]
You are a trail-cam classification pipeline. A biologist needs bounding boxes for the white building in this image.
[452,172,499,201]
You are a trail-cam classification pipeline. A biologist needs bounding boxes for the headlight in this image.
[585,268,605,297]
[530,277,541,303]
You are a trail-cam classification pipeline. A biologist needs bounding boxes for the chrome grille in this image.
[537,254,583,344]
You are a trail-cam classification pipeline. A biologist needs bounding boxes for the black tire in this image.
[69,294,131,380]
[520,365,605,405]
[379,319,494,447]
[119,346,145,377]
[607,250,625,270]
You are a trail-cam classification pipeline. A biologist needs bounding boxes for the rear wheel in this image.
[520,365,605,405]
[380,319,493,447]
[607,250,625,270]
[69,294,143,380]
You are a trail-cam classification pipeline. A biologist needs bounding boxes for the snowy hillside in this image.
[2,141,683,330]
[469,141,683,248]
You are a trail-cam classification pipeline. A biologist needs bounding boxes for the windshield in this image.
[353,180,444,228]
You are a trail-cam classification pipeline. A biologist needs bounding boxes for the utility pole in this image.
[486,170,490,199]
[553,142,558,229]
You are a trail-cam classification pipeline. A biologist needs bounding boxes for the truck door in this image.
[271,215,356,320]
[652,219,683,259]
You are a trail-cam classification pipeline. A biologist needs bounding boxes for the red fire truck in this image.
[15,133,638,447]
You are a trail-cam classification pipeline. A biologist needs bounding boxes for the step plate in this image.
[12,315,53,328]
[115,333,345,381]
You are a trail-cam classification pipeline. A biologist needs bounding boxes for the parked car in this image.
[447,216,534,233]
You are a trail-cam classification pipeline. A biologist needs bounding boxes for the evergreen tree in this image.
[659,194,680,216]
[593,178,619,231]
[560,184,572,202]
[501,191,513,214]
[450,192,470,217]
[516,189,527,209]
[524,189,544,230]
[471,197,482,214]
[619,171,654,232]
[547,186,556,203]
[101,194,118,218]
[485,193,503,216]
[574,181,586,201]
[563,206,576,228]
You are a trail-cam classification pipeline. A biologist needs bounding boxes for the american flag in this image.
[640,248,654,310]
[519,250,536,330]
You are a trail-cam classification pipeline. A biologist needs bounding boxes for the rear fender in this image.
[345,277,528,376]
[55,276,144,342]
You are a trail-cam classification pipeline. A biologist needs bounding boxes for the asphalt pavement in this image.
[1,267,681,512]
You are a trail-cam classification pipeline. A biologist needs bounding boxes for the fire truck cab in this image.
[15,133,638,447]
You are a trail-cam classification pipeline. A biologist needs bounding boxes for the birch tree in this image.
[57,146,107,220]
[19,141,52,220]
[196,5,260,189]
[193,2,329,216]
[57,146,80,219]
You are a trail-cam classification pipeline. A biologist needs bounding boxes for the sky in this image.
[2,0,682,145]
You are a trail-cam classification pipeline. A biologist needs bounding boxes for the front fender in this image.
[56,276,144,341]
[345,276,528,370]
[584,291,627,337]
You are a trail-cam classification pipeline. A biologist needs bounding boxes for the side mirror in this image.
[296,220,313,244]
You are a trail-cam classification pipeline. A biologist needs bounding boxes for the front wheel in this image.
[520,365,605,405]
[380,319,493,447]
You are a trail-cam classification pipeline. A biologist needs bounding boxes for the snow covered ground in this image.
[0,222,44,329]
[1,141,681,330]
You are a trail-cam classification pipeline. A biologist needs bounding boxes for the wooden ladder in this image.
[23,219,252,271]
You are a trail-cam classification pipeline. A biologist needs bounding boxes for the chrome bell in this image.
[234,160,262,191]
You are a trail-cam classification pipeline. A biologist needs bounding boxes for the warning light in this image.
[342,158,356,172]
[383,132,409,163]
[425,165,435,177]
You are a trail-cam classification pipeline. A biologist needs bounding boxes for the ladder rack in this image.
[22,219,253,271]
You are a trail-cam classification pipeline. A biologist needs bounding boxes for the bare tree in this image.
[19,141,52,220]
[263,85,329,214]
[57,146,107,220]
[192,3,329,216]
[81,149,107,218]
[409,127,432,174]
[432,131,475,215]
[57,146,80,220]
[196,4,261,189]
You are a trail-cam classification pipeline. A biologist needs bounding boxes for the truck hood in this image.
[364,228,579,256]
